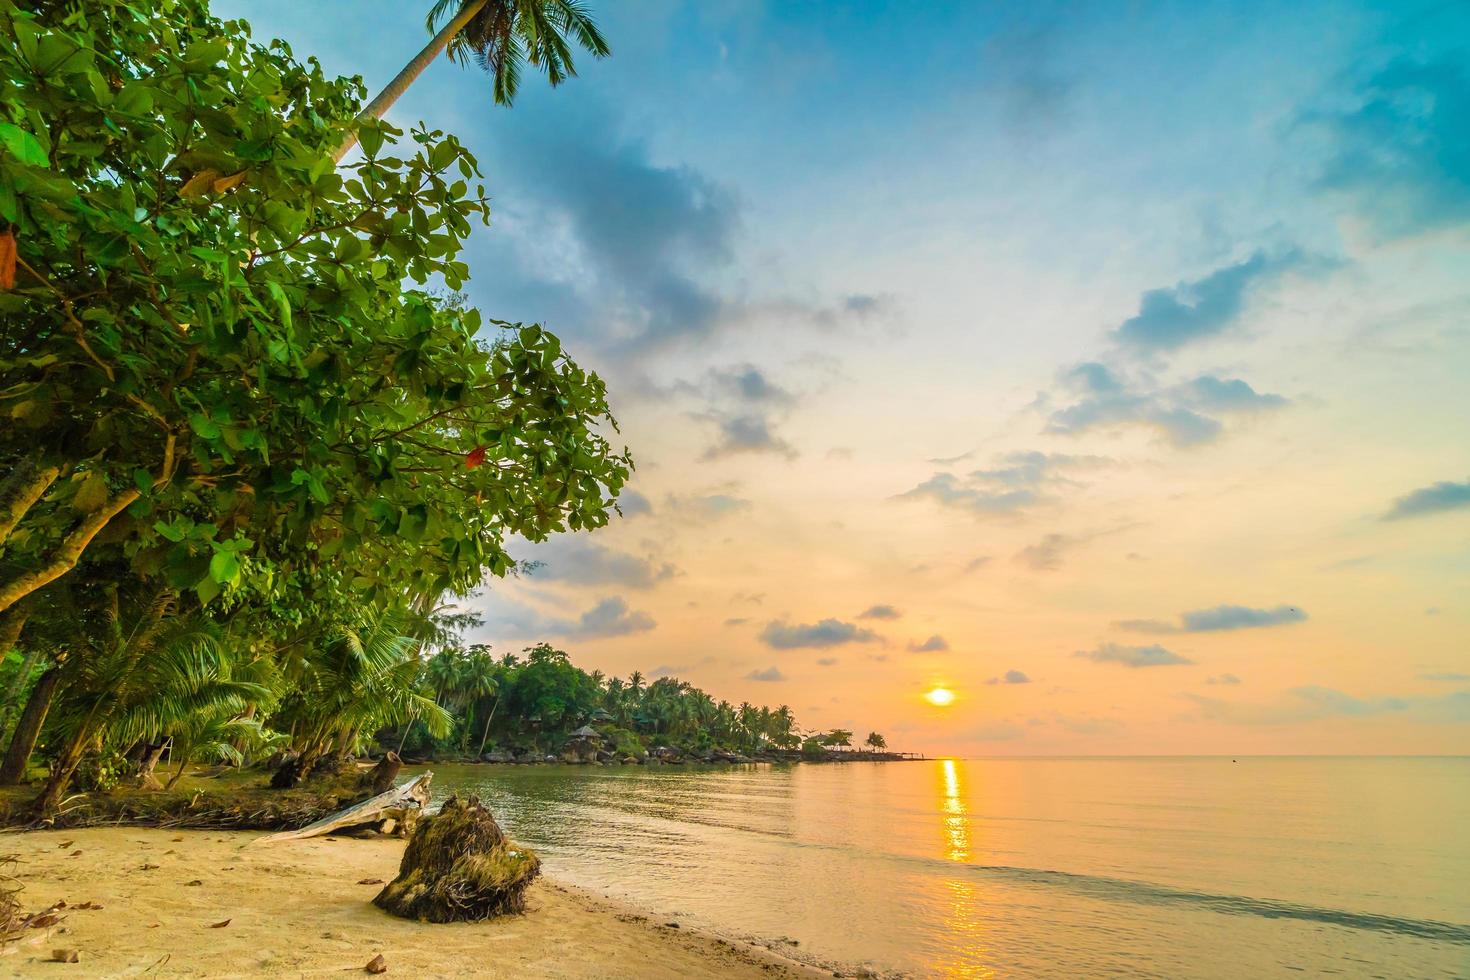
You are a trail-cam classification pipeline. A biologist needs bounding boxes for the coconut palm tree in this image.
[334,0,611,162]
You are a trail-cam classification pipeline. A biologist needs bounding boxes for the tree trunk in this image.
[29,723,91,816]
[0,458,60,549]
[164,753,189,790]
[332,0,489,162]
[0,665,61,785]
[359,752,402,795]
[476,695,500,756]
[0,603,35,724]
[0,489,140,615]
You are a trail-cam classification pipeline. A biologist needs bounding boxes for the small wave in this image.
[962,863,1470,944]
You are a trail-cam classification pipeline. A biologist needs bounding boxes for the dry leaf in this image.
[178,169,222,199]
[28,912,61,928]
[356,878,384,885]
[365,954,387,974]
[69,851,82,857]
[49,949,79,963]
[172,837,184,842]
[139,863,159,870]
[212,171,248,193]
[58,840,74,849]
[185,880,203,887]
[0,229,15,291]
[208,919,230,929]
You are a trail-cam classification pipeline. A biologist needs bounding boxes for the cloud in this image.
[522,537,676,590]
[759,618,879,649]
[816,657,839,667]
[699,413,798,460]
[650,664,685,678]
[900,451,1111,518]
[616,489,653,517]
[1118,604,1307,634]
[1206,674,1243,686]
[963,556,993,573]
[1382,479,1470,520]
[492,595,657,640]
[1045,363,1288,448]
[908,635,949,653]
[1075,643,1194,668]
[666,491,752,523]
[706,364,796,406]
[858,604,902,620]
[1013,532,1084,572]
[985,670,1032,685]
[1185,687,1470,725]
[745,667,787,682]
[969,722,1027,742]
[1112,251,1300,352]
[724,617,748,627]
[1311,57,1470,238]
[1421,672,1470,682]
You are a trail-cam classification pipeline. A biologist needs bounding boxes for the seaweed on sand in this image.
[373,794,540,922]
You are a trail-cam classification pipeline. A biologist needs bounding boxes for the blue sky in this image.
[221,0,1470,753]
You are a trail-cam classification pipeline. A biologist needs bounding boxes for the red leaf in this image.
[464,446,486,470]
[0,229,15,290]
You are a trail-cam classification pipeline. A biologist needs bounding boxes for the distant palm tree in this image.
[865,731,887,752]
[335,0,610,162]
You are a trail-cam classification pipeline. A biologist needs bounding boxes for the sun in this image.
[924,686,956,707]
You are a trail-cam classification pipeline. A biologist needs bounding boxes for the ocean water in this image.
[429,758,1470,978]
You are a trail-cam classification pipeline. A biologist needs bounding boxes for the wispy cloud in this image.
[492,596,657,641]
[985,670,1032,685]
[1112,251,1302,353]
[759,618,879,649]
[907,634,949,653]
[1310,56,1470,239]
[1382,479,1470,520]
[1045,362,1288,447]
[521,536,677,590]
[745,666,787,682]
[1185,687,1470,725]
[901,451,1111,518]
[1075,643,1194,668]
[857,604,902,620]
[1118,604,1307,634]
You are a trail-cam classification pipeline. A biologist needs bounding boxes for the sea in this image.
[430,757,1470,978]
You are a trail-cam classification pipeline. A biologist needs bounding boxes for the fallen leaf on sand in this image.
[58,841,74,849]
[139,863,159,870]
[28,912,62,928]
[357,878,384,885]
[365,953,387,974]
[209,919,231,929]
[69,851,82,857]
[172,837,184,842]
[185,880,203,887]
[49,949,80,963]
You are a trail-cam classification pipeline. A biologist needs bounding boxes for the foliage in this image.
[430,0,610,107]
[0,0,630,618]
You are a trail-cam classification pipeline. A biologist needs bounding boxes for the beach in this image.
[0,828,825,978]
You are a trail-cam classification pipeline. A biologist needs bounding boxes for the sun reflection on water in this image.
[941,758,970,863]
[931,759,994,978]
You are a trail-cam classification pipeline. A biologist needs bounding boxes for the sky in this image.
[220,0,1470,755]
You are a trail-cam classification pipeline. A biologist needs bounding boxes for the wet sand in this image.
[0,828,827,978]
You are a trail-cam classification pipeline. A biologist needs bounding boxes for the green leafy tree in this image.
[865,731,886,751]
[0,0,631,620]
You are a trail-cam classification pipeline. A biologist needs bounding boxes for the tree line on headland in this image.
[0,0,899,819]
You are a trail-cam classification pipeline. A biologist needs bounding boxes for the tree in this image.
[823,728,853,750]
[865,731,887,752]
[0,1,631,619]
[334,0,610,162]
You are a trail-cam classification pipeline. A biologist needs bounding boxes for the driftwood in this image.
[253,772,432,844]
[359,753,402,795]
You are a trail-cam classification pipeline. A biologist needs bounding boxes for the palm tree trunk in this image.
[0,665,61,785]
[332,0,489,163]
[476,694,500,756]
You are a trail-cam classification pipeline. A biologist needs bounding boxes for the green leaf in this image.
[209,550,240,585]
[0,122,48,167]
[189,413,221,439]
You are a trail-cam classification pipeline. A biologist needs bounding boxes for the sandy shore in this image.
[0,828,827,978]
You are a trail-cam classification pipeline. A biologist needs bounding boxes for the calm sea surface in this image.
[428,758,1470,978]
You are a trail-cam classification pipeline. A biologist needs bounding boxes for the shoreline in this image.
[1,827,832,978]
